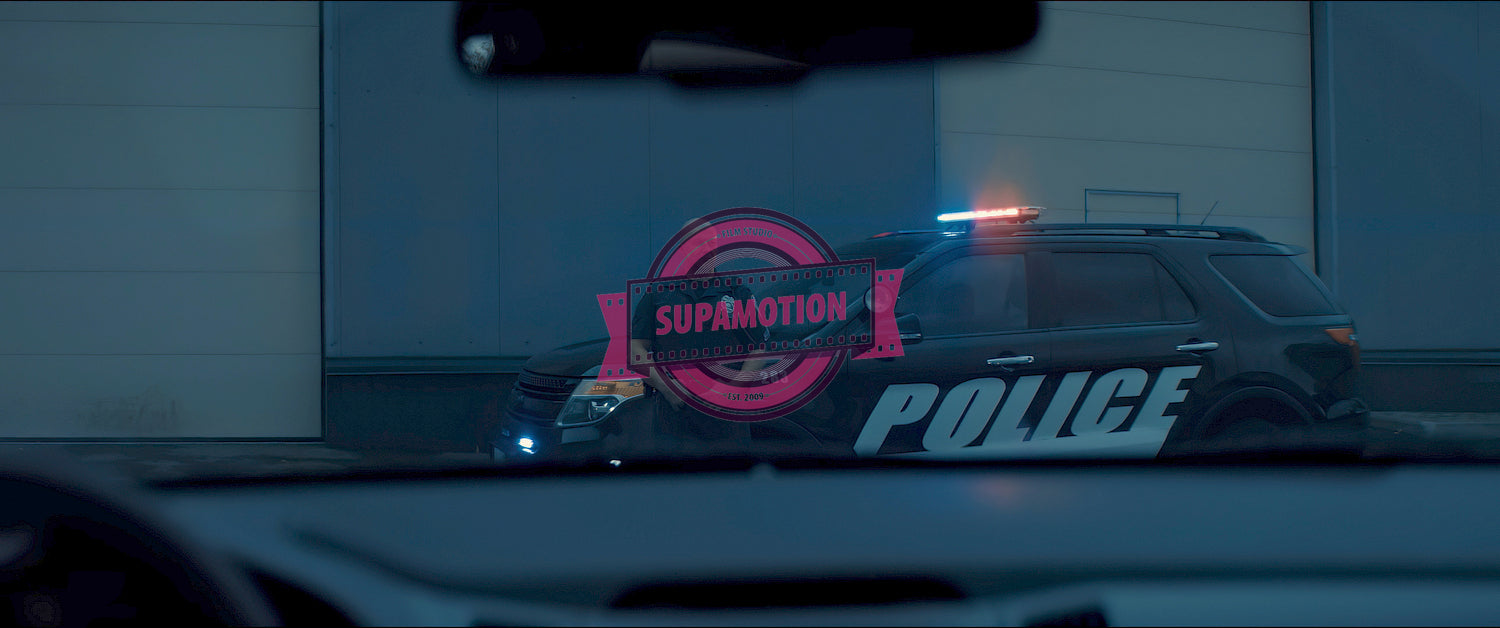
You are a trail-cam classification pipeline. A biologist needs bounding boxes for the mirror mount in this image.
[896,313,923,345]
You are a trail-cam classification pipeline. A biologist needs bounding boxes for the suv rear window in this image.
[1210,254,1339,317]
[1050,252,1195,327]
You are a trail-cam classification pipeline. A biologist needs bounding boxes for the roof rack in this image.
[968,222,1268,243]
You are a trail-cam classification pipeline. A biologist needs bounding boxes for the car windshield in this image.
[3,0,1498,482]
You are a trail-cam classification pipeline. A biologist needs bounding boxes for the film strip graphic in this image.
[596,266,905,382]
[624,258,875,368]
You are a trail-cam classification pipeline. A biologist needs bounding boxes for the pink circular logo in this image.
[595,208,905,422]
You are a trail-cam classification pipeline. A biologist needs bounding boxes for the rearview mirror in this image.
[454,2,1041,86]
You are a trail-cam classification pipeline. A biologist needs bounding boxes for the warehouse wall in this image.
[324,1,939,362]
[328,1,1320,364]
[6,1,1485,443]
[938,1,1315,252]
[1313,1,1500,410]
[1315,1,1500,350]
[324,1,1332,448]
[322,1,939,448]
[0,1,322,438]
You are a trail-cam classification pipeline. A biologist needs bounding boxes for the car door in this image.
[1030,244,1237,458]
[842,245,1053,456]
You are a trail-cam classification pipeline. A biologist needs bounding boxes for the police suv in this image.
[494,211,1367,462]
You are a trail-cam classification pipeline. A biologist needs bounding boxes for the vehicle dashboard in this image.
[123,461,1500,625]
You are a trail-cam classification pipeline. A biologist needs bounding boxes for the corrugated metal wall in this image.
[1315,1,1500,351]
[1313,1,1500,411]
[324,2,940,361]
[938,1,1315,252]
[0,1,321,438]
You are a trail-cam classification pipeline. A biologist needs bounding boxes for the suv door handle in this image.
[987,355,1035,368]
[1176,341,1220,353]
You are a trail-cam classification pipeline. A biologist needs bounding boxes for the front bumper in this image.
[491,385,610,462]
[490,421,608,461]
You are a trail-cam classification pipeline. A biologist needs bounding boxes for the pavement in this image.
[4,411,1500,484]
[1367,411,1500,438]
[0,442,494,485]
[1357,411,1500,460]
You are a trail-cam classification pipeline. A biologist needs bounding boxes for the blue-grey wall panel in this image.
[331,2,937,358]
[493,78,653,356]
[333,1,501,357]
[1483,3,1500,238]
[791,64,938,248]
[644,84,798,256]
[487,69,937,353]
[1319,1,1500,351]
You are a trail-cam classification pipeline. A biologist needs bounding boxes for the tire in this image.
[1200,399,1300,453]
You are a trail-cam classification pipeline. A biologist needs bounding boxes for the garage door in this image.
[937,1,1314,252]
[0,2,321,438]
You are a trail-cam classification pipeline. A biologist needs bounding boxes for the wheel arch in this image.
[1191,374,1320,439]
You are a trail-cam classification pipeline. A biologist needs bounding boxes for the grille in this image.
[517,370,579,399]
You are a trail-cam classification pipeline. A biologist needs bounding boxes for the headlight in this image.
[556,374,645,427]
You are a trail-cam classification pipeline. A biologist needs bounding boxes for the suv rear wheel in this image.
[1201,398,1302,451]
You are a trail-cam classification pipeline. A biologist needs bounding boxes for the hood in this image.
[521,295,872,378]
[524,337,610,377]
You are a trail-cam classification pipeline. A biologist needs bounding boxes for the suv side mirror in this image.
[896,313,923,344]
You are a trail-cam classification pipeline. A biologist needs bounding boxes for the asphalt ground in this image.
[0,443,494,485]
[1360,411,1500,460]
[4,411,1500,484]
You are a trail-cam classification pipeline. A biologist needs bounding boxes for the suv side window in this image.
[900,253,1028,335]
[1210,254,1339,317]
[1050,252,1194,327]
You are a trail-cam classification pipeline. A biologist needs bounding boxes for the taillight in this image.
[1325,327,1360,363]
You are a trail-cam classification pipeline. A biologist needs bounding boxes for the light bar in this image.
[936,206,1044,223]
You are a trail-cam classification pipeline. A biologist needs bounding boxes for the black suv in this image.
[493,222,1366,461]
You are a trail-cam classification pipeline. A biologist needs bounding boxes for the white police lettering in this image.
[852,383,938,456]
[1069,368,1149,436]
[921,378,1006,452]
[982,375,1044,446]
[1029,371,1091,443]
[1132,365,1201,433]
[856,366,1202,458]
